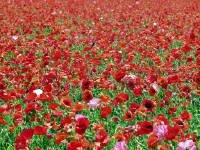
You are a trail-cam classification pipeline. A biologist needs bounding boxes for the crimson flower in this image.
[165,126,179,140]
[67,141,83,150]
[20,129,34,140]
[95,129,110,146]
[101,106,112,118]
[75,117,90,135]
[147,134,159,148]
[142,99,155,112]
[34,126,48,135]
[137,121,153,135]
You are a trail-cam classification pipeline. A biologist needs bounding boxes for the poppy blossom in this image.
[82,90,93,103]
[15,136,27,150]
[133,87,143,97]
[95,129,110,146]
[128,103,140,113]
[147,134,159,148]
[67,142,83,150]
[137,121,153,135]
[20,129,34,140]
[153,125,168,140]
[89,98,100,109]
[81,79,91,90]
[101,106,112,118]
[113,141,127,150]
[177,139,197,150]
[142,99,155,112]
[34,126,48,135]
[123,111,135,121]
[114,71,126,82]
[180,111,192,121]
[75,117,90,135]
[165,126,179,140]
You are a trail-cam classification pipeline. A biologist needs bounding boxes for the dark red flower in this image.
[142,99,155,112]
[180,111,192,121]
[168,108,177,115]
[67,142,83,150]
[60,117,72,127]
[128,103,140,113]
[81,79,91,90]
[114,71,126,82]
[133,87,143,97]
[101,106,112,118]
[147,134,159,148]
[48,103,59,110]
[168,75,179,84]
[117,93,129,103]
[20,129,34,140]
[165,126,179,140]
[34,126,48,135]
[15,136,27,150]
[137,121,153,135]
[95,129,110,146]
[82,90,93,103]
[75,117,90,135]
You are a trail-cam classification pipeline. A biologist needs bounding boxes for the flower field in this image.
[0,0,200,149]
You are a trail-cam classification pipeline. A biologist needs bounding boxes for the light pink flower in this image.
[153,125,168,140]
[89,98,100,109]
[74,114,86,121]
[177,140,196,150]
[150,83,159,93]
[113,141,127,150]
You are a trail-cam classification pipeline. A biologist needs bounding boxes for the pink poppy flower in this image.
[75,114,86,121]
[153,125,168,140]
[89,98,100,109]
[113,141,127,150]
[177,140,196,150]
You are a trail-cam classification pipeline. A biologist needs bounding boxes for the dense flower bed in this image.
[0,0,199,149]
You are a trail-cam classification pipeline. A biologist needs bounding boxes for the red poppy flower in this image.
[142,99,155,112]
[133,87,143,97]
[156,114,168,125]
[48,103,59,110]
[165,126,179,140]
[81,79,91,90]
[114,71,126,82]
[168,75,179,84]
[137,121,153,135]
[147,134,159,148]
[117,93,129,103]
[0,117,6,125]
[101,106,112,118]
[123,111,135,121]
[67,142,83,150]
[75,117,90,135]
[20,129,34,140]
[61,97,72,107]
[82,90,93,103]
[15,136,27,150]
[168,108,177,115]
[180,111,192,121]
[60,117,72,127]
[34,126,48,135]
[128,103,140,113]
[95,129,110,146]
